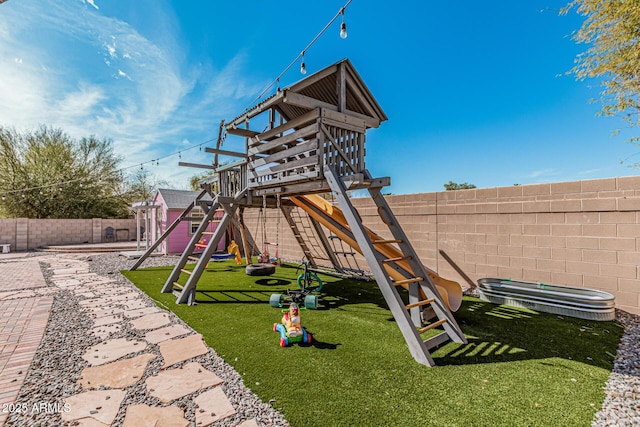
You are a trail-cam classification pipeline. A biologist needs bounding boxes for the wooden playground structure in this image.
[131,59,467,366]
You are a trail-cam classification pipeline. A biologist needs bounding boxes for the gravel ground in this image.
[4,252,639,426]
[6,253,288,427]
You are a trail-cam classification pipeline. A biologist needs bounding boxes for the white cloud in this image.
[0,0,262,188]
[86,0,99,10]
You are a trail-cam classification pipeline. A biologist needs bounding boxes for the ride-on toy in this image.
[273,303,312,347]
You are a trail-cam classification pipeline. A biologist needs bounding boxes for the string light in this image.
[340,8,348,39]
[244,0,352,111]
[300,52,307,75]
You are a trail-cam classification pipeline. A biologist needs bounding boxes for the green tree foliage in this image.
[443,181,476,190]
[124,168,169,202]
[190,172,214,191]
[563,1,640,144]
[0,126,129,218]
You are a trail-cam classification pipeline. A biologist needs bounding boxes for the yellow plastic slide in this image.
[290,194,462,312]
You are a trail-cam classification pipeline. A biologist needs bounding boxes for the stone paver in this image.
[79,353,156,389]
[122,306,161,319]
[82,337,148,366]
[130,312,171,331]
[194,386,237,425]
[0,259,47,291]
[122,404,189,427]
[90,323,123,340]
[144,324,192,344]
[61,389,126,426]
[159,334,209,368]
[146,362,223,403]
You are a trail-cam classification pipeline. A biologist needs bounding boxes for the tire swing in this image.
[245,196,278,277]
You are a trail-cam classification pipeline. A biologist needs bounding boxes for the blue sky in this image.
[0,0,637,194]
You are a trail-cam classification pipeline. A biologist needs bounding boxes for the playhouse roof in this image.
[227,58,387,129]
[155,188,212,210]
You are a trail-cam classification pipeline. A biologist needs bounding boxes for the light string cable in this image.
[242,0,352,113]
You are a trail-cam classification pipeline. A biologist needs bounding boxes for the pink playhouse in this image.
[152,188,226,255]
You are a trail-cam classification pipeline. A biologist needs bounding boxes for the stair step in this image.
[180,269,192,275]
[418,318,447,334]
[393,277,423,287]
[405,298,435,310]
[383,256,411,263]
[423,331,451,351]
[372,239,402,244]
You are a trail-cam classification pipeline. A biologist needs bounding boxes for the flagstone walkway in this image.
[0,252,280,426]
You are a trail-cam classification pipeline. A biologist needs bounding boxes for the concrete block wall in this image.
[0,218,136,250]
[267,176,640,315]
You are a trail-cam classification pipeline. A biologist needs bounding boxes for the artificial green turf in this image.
[122,261,623,427]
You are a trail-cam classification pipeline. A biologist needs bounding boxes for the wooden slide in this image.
[290,194,463,312]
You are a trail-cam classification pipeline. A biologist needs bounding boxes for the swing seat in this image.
[246,263,276,276]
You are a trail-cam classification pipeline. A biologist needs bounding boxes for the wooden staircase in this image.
[324,165,467,366]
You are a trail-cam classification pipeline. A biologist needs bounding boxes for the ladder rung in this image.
[372,239,402,244]
[187,256,200,262]
[180,269,192,275]
[382,256,411,263]
[423,331,451,350]
[393,277,423,287]
[201,231,215,235]
[172,282,184,290]
[418,318,447,334]
[405,298,435,310]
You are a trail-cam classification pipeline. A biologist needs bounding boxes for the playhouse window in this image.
[189,208,204,235]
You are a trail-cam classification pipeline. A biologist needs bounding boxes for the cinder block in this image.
[584,275,617,290]
[523,246,551,259]
[510,235,536,246]
[618,224,640,237]
[582,198,617,212]
[618,251,640,265]
[550,200,582,212]
[617,197,640,211]
[550,271,583,287]
[523,201,551,213]
[618,278,640,294]
[487,254,510,267]
[476,264,499,277]
[551,248,582,261]
[611,291,639,307]
[476,244,498,255]
[600,263,637,279]
[523,224,550,235]
[583,224,617,237]
[487,234,510,245]
[497,202,523,214]
[582,249,617,264]
[498,245,523,257]
[523,269,551,282]
[475,188,498,200]
[566,236,599,249]
[565,212,599,224]
[497,266,523,279]
[536,213,564,224]
[537,258,566,272]
[510,257,537,269]
[616,175,640,191]
[475,203,498,214]
[551,224,582,237]
[600,211,636,224]
[566,260,599,275]
[536,235,566,248]
[522,183,551,196]
[550,181,582,194]
[599,237,635,251]
[581,178,616,192]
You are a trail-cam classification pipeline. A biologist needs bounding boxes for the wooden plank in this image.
[417,318,447,334]
[204,148,248,158]
[253,154,318,177]
[249,123,318,156]
[423,332,451,351]
[288,64,338,93]
[251,109,320,146]
[337,61,346,112]
[248,169,321,189]
[226,127,260,138]
[405,298,435,310]
[178,162,215,170]
[345,72,379,119]
[250,139,318,169]
[284,91,336,112]
[321,108,368,130]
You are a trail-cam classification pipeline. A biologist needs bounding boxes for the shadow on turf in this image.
[432,299,622,370]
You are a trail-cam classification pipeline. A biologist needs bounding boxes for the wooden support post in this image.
[238,207,252,266]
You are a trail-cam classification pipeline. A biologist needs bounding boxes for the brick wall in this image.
[0,218,136,250]
[259,176,640,315]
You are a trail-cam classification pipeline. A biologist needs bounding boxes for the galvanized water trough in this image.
[477,278,616,321]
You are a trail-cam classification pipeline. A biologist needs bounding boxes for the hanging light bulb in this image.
[340,9,348,39]
[300,53,307,75]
